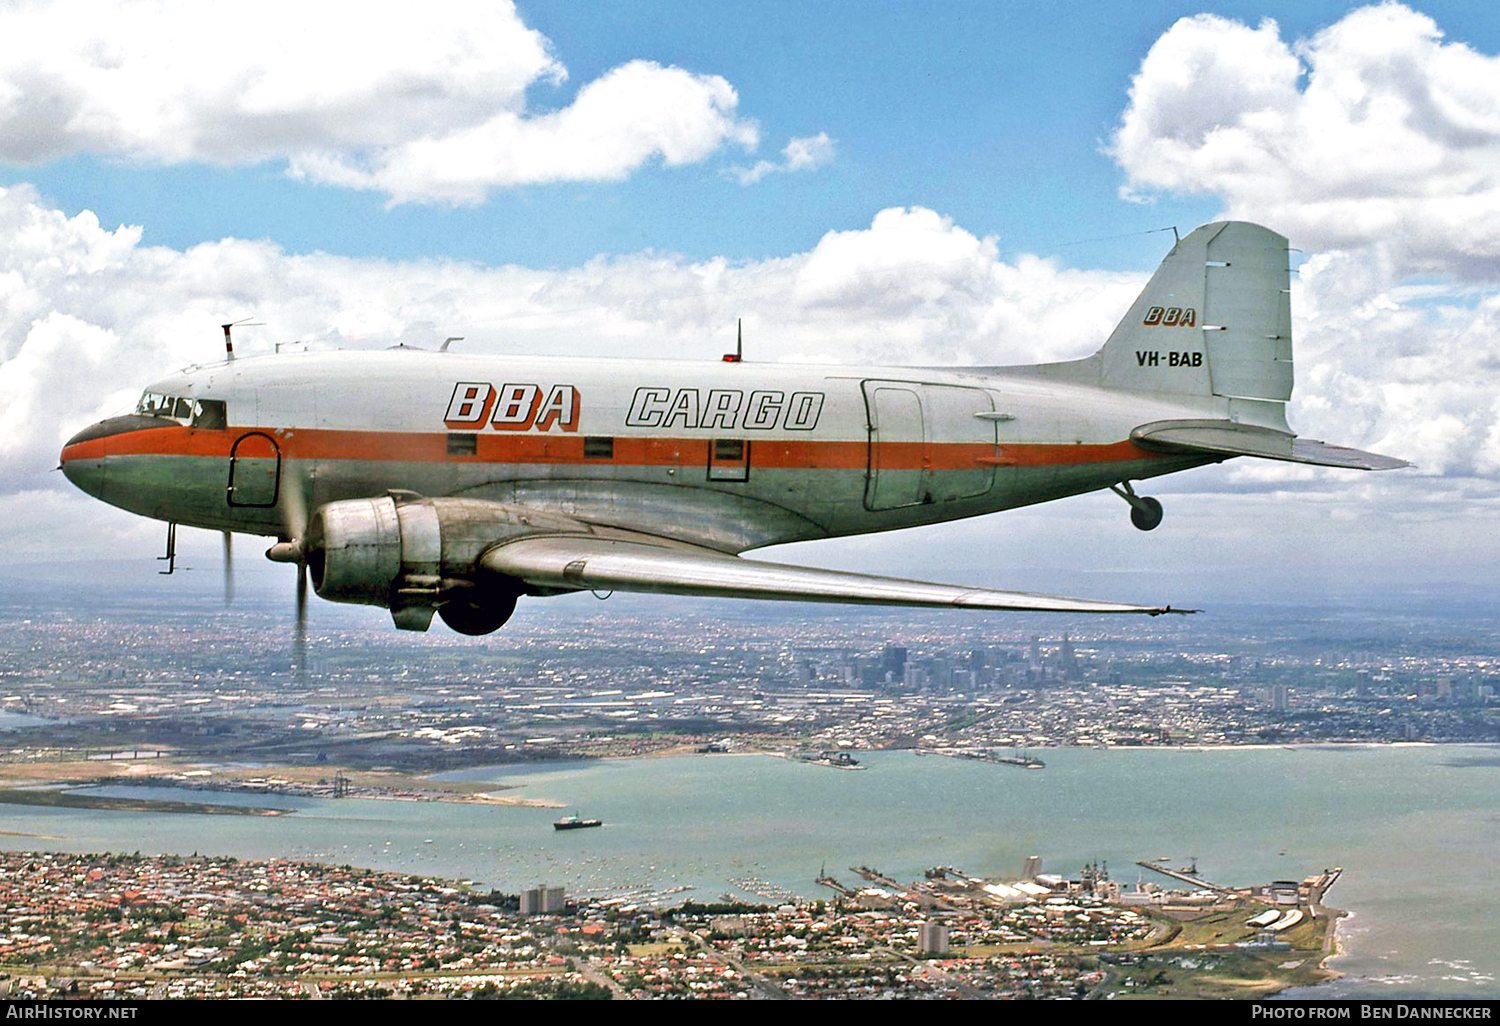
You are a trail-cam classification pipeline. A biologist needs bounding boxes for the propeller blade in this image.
[222,530,234,606]
[295,558,308,681]
[277,472,312,683]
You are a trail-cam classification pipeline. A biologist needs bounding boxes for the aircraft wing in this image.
[480,533,1187,615]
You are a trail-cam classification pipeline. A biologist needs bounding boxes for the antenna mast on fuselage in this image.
[221,318,263,362]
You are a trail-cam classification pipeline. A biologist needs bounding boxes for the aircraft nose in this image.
[59,454,103,497]
[60,420,112,499]
[59,414,172,499]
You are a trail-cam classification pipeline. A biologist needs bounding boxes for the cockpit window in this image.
[135,392,169,415]
[193,399,227,430]
[136,391,227,429]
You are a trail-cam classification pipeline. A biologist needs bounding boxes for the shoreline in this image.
[3,738,1490,813]
[0,786,285,816]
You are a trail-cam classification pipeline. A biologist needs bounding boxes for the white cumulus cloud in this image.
[1109,4,1500,279]
[0,188,1139,500]
[0,0,759,205]
[2,183,1491,584]
[730,132,835,185]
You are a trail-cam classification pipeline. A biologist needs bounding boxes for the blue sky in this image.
[4,0,1500,606]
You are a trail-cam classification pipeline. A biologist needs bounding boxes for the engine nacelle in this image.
[306,496,406,608]
[304,493,584,632]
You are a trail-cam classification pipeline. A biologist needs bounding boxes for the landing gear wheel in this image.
[438,594,518,636]
[1130,496,1163,532]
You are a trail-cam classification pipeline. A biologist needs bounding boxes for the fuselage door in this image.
[863,383,925,510]
[228,432,281,508]
[864,381,997,510]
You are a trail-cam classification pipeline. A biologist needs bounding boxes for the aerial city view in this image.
[1,577,1497,999]
[3,0,1500,1006]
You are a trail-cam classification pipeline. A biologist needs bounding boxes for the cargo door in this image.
[863,383,925,510]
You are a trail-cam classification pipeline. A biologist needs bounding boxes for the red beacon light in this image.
[723,319,743,363]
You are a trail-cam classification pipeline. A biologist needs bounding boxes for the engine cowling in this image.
[303,493,584,632]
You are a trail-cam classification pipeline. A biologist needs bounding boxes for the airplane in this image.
[59,221,1406,643]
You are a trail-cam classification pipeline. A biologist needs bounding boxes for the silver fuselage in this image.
[61,350,1221,553]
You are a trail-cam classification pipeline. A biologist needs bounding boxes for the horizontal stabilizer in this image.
[482,533,1188,615]
[1131,419,1409,471]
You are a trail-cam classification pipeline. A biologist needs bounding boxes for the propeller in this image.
[261,473,312,684]
[294,556,308,681]
[222,530,234,606]
[284,480,310,683]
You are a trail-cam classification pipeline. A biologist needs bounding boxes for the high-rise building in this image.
[1059,633,1078,679]
[521,884,566,915]
[918,920,950,955]
[881,644,907,682]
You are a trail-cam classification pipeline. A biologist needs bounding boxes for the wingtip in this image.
[1152,605,1200,616]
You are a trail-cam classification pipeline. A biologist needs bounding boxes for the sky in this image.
[4,0,1500,616]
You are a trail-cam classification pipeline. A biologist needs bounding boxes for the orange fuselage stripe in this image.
[62,425,1166,471]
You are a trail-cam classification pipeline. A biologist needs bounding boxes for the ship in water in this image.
[793,750,863,770]
[553,813,603,831]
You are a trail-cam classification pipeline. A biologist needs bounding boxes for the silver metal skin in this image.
[308,497,403,606]
[59,222,1405,633]
[480,534,1169,614]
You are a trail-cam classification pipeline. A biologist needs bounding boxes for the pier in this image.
[851,865,901,889]
[1135,859,1240,896]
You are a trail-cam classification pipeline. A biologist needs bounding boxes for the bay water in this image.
[2,744,1495,998]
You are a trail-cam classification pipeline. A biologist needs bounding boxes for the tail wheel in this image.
[438,594,518,636]
[1130,496,1164,532]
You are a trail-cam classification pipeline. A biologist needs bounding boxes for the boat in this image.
[553,814,603,831]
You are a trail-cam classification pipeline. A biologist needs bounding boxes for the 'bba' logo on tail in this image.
[1142,306,1196,327]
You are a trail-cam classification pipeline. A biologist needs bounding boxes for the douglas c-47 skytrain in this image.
[61,222,1406,639]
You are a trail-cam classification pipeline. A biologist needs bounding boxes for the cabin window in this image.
[583,436,614,459]
[193,399,227,430]
[447,433,478,456]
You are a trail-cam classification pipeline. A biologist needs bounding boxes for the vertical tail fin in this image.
[1085,221,1406,471]
[1098,222,1293,404]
